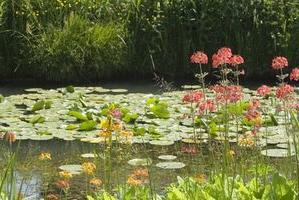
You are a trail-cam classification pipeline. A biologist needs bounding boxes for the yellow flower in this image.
[100,119,110,129]
[39,152,52,161]
[228,150,235,157]
[59,171,73,179]
[89,178,102,187]
[82,162,96,175]
[194,174,206,184]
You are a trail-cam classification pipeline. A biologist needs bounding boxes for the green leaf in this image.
[133,127,146,136]
[29,115,45,124]
[270,113,279,126]
[66,85,75,93]
[79,120,97,131]
[150,102,170,119]
[44,100,53,109]
[68,111,88,121]
[32,100,45,112]
[146,97,158,106]
[66,124,78,130]
[0,95,4,103]
[123,113,139,123]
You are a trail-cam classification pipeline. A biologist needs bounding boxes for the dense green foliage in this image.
[0,0,299,81]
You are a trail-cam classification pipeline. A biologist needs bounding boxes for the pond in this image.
[0,84,298,199]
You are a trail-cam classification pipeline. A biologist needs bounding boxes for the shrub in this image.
[30,14,126,81]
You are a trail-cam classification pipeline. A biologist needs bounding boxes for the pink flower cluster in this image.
[290,68,299,81]
[276,84,294,99]
[211,84,243,103]
[182,91,204,103]
[256,85,271,97]
[198,100,216,114]
[271,56,288,70]
[190,51,208,64]
[212,47,244,68]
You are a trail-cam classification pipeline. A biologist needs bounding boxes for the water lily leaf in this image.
[66,124,78,130]
[149,140,174,146]
[79,120,97,131]
[68,111,88,121]
[0,95,4,103]
[59,164,82,175]
[261,149,295,158]
[128,158,152,166]
[81,153,96,158]
[44,101,53,109]
[156,162,186,169]
[29,115,45,124]
[66,85,75,93]
[158,155,177,160]
[32,100,45,112]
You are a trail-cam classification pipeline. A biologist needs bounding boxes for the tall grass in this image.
[0,0,299,81]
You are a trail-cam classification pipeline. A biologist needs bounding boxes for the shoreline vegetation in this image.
[0,1,299,82]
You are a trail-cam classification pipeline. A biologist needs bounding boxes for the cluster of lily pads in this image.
[0,83,298,159]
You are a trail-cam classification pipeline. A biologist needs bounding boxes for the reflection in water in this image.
[15,171,41,199]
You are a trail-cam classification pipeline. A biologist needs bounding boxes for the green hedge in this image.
[0,0,299,81]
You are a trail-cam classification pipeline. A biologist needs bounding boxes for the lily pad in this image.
[128,158,152,166]
[81,153,96,158]
[149,140,174,146]
[158,155,177,160]
[156,162,186,169]
[59,164,82,175]
[261,149,295,158]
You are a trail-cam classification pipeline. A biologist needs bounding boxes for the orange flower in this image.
[55,180,70,190]
[89,178,102,187]
[46,194,60,200]
[127,175,142,186]
[132,168,149,178]
[99,130,112,138]
[39,152,52,161]
[112,123,122,132]
[120,130,133,138]
[5,131,16,144]
[82,162,96,175]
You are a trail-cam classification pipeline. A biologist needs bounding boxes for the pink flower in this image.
[190,51,208,64]
[181,146,198,155]
[248,99,260,110]
[272,56,288,70]
[212,47,233,68]
[230,55,244,66]
[111,109,122,119]
[211,84,243,103]
[276,84,294,99]
[217,47,232,58]
[290,68,299,81]
[182,91,204,103]
[256,85,271,97]
[198,100,215,114]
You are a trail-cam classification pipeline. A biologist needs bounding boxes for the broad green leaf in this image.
[66,85,75,93]
[29,115,45,124]
[79,120,97,131]
[68,111,88,121]
[32,100,45,112]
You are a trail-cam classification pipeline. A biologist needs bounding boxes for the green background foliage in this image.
[0,0,299,82]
